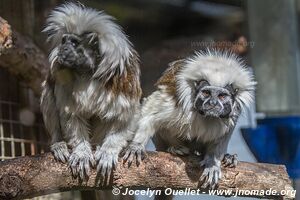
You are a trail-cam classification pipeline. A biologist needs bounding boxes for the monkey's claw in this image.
[122,143,146,167]
[199,158,221,189]
[68,142,95,181]
[51,141,70,163]
[222,153,238,167]
[95,146,119,180]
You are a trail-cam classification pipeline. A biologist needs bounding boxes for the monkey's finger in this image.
[201,174,212,189]
[211,172,218,189]
[69,156,80,167]
[96,154,103,166]
[211,181,217,190]
[201,172,213,188]
[59,153,67,163]
[136,151,142,166]
[200,168,209,182]
[200,175,208,184]
[71,169,78,179]
[101,162,108,177]
[96,162,102,173]
[201,181,209,189]
[60,149,70,163]
[113,157,118,169]
[70,161,81,177]
[230,160,238,168]
[79,161,85,180]
[70,165,78,178]
[222,161,231,167]
[94,149,103,162]
[122,150,131,162]
[106,162,113,179]
[53,148,65,162]
[127,153,135,167]
[84,159,91,178]
[231,155,238,167]
[84,167,90,180]
[141,151,147,160]
[61,149,70,162]
[52,151,61,162]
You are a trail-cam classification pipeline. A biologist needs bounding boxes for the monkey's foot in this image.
[68,141,95,181]
[122,143,146,167]
[222,153,238,167]
[167,146,190,156]
[95,146,119,179]
[51,141,70,163]
[199,157,221,189]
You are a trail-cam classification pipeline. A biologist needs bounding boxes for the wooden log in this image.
[0,16,48,95]
[0,152,295,200]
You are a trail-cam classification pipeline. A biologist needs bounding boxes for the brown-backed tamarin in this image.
[123,50,256,188]
[40,2,141,180]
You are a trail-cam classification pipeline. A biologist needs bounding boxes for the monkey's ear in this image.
[194,79,210,90]
[225,84,239,96]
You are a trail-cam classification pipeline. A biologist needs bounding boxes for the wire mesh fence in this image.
[0,100,48,160]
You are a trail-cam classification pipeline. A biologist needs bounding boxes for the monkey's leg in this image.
[40,79,70,163]
[199,133,232,189]
[95,125,134,180]
[122,116,156,166]
[61,113,95,180]
[222,153,238,167]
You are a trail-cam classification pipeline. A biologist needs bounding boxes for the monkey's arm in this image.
[59,111,95,180]
[40,78,70,163]
[122,90,174,165]
[122,114,155,165]
[198,131,232,189]
[200,106,241,188]
[94,122,135,178]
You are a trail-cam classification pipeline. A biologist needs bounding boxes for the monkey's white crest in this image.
[43,2,134,79]
[177,50,256,114]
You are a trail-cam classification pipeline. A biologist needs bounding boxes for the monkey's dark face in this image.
[57,33,100,71]
[194,80,236,118]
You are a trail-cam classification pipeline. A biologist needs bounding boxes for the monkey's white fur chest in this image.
[54,74,134,122]
[189,114,230,142]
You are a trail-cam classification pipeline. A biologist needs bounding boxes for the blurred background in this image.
[0,0,299,199]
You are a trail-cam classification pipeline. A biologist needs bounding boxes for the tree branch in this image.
[0,16,48,95]
[0,152,294,200]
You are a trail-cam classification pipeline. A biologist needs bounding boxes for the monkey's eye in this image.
[218,93,228,100]
[70,38,79,47]
[62,36,67,44]
[201,90,211,97]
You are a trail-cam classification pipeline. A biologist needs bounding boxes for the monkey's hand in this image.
[68,141,95,181]
[51,141,70,163]
[199,156,221,189]
[122,143,146,167]
[222,153,238,167]
[95,145,119,179]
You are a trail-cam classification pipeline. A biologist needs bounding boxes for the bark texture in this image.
[0,152,294,200]
[0,16,48,95]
